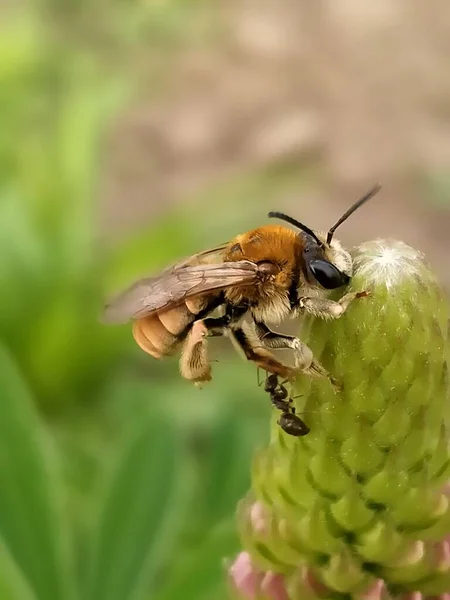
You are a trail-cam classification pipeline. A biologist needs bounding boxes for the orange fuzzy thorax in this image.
[222,226,303,305]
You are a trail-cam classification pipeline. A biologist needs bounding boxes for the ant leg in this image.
[258,368,272,387]
[257,368,264,387]
[286,392,297,415]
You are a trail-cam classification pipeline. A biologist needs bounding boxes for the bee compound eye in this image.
[309,259,350,290]
[257,261,279,276]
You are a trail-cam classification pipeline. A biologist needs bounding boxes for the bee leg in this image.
[191,304,248,340]
[188,315,298,382]
[180,315,236,384]
[254,322,314,371]
[192,315,231,338]
[230,327,297,380]
[254,322,341,390]
[179,324,212,385]
[297,291,369,320]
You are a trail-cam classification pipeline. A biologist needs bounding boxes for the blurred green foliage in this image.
[0,4,280,599]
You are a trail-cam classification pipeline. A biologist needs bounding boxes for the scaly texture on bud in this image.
[229,240,450,599]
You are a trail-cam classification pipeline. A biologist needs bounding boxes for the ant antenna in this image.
[326,183,381,245]
[256,368,262,387]
[267,212,323,246]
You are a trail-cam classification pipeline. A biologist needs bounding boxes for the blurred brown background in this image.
[101,0,450,283]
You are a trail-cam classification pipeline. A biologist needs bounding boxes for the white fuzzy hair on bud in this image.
[353,239,427,291]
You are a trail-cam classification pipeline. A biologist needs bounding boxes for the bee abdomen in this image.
[132,296,212,359]
[133,316,178,359]
[158,300,206,335]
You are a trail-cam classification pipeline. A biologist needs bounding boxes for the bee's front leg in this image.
[298,291,369,320]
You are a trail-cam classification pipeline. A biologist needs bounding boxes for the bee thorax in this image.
[249,293,291,324]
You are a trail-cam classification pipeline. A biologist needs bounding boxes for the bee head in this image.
[268,183,381,291]
[302,233,352,289]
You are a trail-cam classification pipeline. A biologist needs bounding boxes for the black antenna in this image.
[267,212,323,246]
[326,183,381,245]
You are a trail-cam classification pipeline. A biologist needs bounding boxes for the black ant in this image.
[263,373,310,437]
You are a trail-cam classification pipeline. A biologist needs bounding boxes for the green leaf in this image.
[155,522,238,600]
[0,345,77,600]
[51,66,127,279]
[0,192,47,339]
[85,414,183,600]
[0,15,41,86]
[200,412,254,528]
[0,539,39,600]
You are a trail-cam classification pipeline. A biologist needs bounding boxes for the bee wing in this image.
[171,243,229,268]
[102,260,258,324]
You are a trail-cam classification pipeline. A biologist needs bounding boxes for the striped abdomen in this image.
[132,295,218,359]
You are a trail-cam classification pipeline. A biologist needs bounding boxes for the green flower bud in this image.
[230,240,450,599]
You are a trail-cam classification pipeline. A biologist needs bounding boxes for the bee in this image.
[264,373,310,437]
[103,184,380,385]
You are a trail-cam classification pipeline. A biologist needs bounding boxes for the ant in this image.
[263,373,310,437]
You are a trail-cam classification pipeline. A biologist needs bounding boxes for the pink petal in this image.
[229,552,263,599]
[399,593,422,600]
[301,566,330,596]
[357,579,385,600]
[261,572,289,600]
[432,540,450,571]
